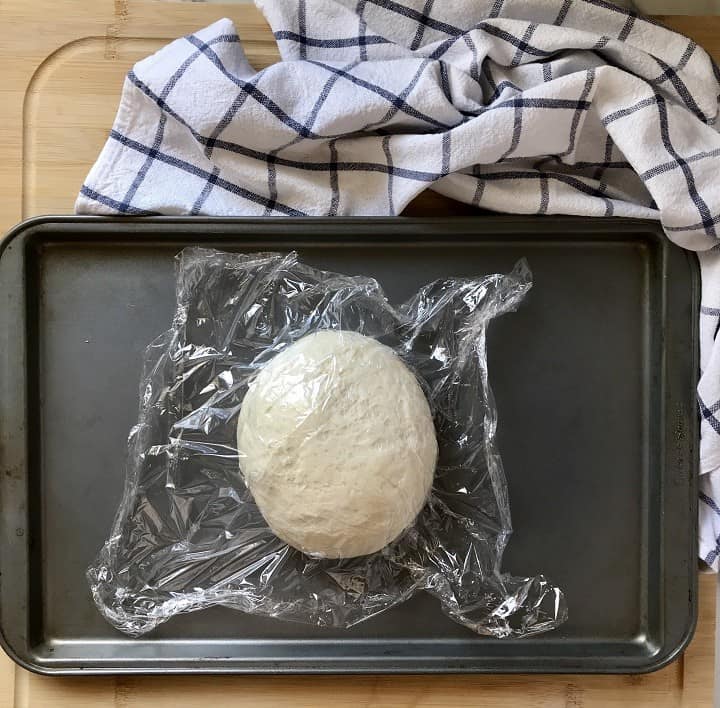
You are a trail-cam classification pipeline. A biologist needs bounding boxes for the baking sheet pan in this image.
[0,215,698,674]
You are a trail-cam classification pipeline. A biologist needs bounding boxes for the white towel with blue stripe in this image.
[75,0,720,568]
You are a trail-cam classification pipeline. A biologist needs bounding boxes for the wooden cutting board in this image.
[0,1,716,706]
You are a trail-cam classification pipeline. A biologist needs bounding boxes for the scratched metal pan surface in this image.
[0,216,698,674]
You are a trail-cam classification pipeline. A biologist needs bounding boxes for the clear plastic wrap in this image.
[87,248,567,638]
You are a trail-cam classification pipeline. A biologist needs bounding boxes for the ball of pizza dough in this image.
[236,330,437,558]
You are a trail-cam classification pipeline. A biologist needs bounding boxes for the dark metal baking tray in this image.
[0,215,698,675]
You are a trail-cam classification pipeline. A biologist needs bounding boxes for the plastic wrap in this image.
[87,248,567,637]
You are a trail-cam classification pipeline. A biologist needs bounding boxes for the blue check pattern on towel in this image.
[76,0,720,568]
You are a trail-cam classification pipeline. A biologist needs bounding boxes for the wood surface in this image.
[0,1,717,705]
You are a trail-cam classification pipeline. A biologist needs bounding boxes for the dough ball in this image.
[237,330,437,558]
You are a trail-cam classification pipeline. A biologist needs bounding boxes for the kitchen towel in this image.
[76,0,720,567]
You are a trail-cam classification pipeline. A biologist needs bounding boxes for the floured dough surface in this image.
[237,330,437,558]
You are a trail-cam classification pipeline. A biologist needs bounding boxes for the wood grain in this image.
[0,1,716,705]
